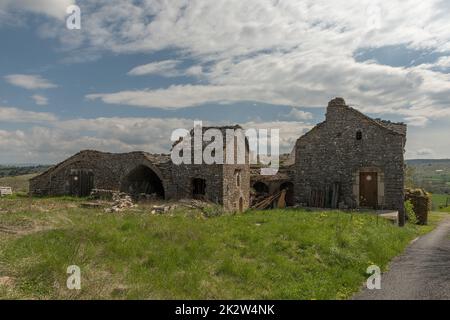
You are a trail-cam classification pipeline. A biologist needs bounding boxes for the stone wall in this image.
[30,125,251,212]
[30,150,175,198]
[294,98,406,211]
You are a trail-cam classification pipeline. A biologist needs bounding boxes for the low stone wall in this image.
[405,188,431,225]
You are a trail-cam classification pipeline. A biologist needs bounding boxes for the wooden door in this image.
[360,172,378,208]
[70,170,94,197]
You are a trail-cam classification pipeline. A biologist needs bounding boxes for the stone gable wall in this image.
[294,101,406,210]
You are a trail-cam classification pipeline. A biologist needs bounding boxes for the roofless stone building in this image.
[30,98,407,220]
[30,126,250,212]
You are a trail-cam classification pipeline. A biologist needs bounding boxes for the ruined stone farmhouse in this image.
[30,98,406,212]
[30,125,250,212]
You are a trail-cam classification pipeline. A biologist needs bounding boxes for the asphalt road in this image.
[354,217,450,300]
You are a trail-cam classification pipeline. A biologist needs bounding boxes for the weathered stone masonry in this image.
[294,98,406,211]
[30,126,251,212]
[30,98,407,213]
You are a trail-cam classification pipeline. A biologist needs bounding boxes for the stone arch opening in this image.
[253,181,269,195]
[280,182,294,207]
[121,165,165,199]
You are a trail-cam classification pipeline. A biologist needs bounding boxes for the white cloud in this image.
[0,0,74,20]
[405,116,430,127]
[416,148,435,157]
[128,60,181,76]
[286,108,314,121]
[31,94,49,106]
[86,84,296,109]
[0,110,448,163]
[0,106,57,123]
[4,74,57,90]
[0,112,315,163]
[2,0,450,162]
[405,123,450,159]
[59,0,449,126]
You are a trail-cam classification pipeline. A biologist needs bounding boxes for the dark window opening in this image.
[192,178,206,199]
[356,130,362,140]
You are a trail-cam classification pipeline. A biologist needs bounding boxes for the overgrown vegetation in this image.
[404,200,418,224]
[0,197,446,300]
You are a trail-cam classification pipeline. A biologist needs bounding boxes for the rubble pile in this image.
[105,192,137,213]
[151,204,177,214]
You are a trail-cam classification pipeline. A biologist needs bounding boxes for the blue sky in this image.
[0,0,450,164]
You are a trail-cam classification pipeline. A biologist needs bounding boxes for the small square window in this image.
[356,130,362,140]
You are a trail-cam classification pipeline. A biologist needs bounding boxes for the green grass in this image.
[0,173,37,193]
[0,197,446,300]
[431,193,450,212]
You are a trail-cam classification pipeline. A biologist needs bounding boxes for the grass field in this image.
[0,196,446,300]
[0,174,37,194]
[431,193,450,212]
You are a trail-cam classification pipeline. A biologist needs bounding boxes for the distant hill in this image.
[0,165,51,179]
[406,159,450,194]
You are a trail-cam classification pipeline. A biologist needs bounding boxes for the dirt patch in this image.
[0,276,15,288]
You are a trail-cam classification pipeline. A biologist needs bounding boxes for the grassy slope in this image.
[431,193,450,212]
[0,174,37,193]
[0,197,446,300]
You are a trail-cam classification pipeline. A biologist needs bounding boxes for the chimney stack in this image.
[326,97,348,121]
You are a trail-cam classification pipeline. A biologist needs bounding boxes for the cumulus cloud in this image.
[4,74,57,90]
[0,113,314,163]
[0,0,74,20]
[0,106,57,123]
[0,109,448,163]
[31,94,49,106]
[2,0,450,162]
[61,0,449,125]
[286,108,314,121]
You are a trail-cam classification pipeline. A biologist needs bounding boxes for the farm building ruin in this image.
[30,98,407,214]
[30,125,251,212]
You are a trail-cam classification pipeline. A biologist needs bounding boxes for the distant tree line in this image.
[0,165,51,178]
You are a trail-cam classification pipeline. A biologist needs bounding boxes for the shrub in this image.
[405,200,418,225]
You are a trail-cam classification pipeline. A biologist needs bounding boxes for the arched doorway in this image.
[121,165,165,199]
[280,182,294,207]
